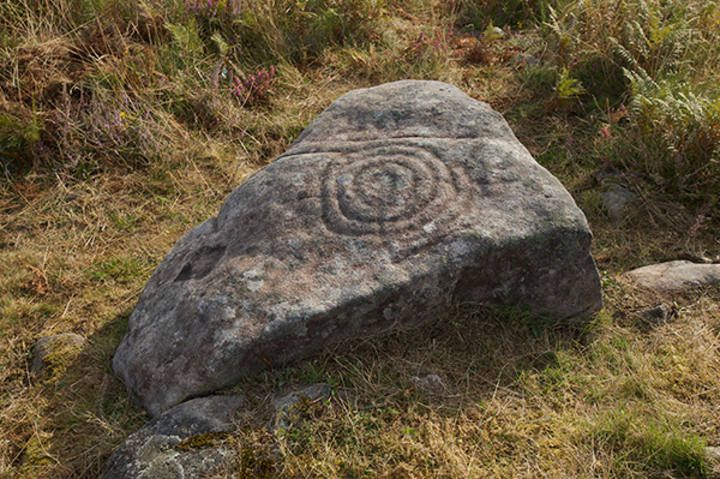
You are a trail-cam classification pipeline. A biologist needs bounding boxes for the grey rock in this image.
[410,373,445,392]
[707,446,720,475]
[706,446,720,461]
[626,260,720,293]
[600,185,635,223]
[511,53,540,67]
[31,333,85,374]
[101,395,243,479]
[113,80,602,416]
[272,383,331,432]
[637,303,677,325]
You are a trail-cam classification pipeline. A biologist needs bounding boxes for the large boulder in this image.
[113,80,602,416]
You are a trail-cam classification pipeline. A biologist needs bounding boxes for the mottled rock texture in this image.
[101,395,243,479]
[272,383,332,432]
[626,260,720,293]
[31,333,85,375]
[600,185,635,223]
[113,80,602,416]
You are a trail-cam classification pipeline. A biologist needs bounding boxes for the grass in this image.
[1,0,719,477]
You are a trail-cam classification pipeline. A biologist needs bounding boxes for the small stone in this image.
[707,446,720,461]
[625,261,720,293]
[484,24,505,40]
[511,53,540,67]
[101,395,244,479]
[410,374,445,393]
[271,383,331,432]
[31,333,85,375]
[599,185,635,223]
[706,446,720,474]
[637,304,677,325]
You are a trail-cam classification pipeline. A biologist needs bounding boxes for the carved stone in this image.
[113,80,602,416]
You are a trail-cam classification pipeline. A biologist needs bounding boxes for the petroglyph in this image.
[112,81,602,416]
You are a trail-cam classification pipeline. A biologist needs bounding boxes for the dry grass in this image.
[1,0,720,478]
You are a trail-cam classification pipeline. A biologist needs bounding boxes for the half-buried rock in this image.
[113,80,602,416]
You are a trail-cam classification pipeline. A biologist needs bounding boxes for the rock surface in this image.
[637,303,677,325]
[626,261,720,293]
[101,395,243,479]
[113,80,602,416]
[31,333,85,375]
[272,383,332,432]
[707,446,720,475]
[411,373,446,393]
[600,185,635,223]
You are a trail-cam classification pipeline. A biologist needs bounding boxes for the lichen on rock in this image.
[112,80,602,416]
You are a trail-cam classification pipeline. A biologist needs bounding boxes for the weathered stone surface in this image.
[271,383,332,432]
[411,373,446,393]
[637,303,677,325]
[113,80,602,416]
[707,446,720,476]
[600,185,635,223]
[31,333,85,375]
[626,261,720,293]
[101,395,243,479]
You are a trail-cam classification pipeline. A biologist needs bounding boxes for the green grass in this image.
[589,409,708,477]
[1,0,719,477]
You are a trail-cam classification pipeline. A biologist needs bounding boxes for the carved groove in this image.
[321,145,475,259]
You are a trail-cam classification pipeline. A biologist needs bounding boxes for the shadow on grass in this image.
[25,303,596,478]
[22,307,146,478]
[217,305,601,477]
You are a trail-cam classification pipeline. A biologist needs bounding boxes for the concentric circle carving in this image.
[322,146,465,238]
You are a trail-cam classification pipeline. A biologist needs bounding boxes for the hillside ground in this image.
[1,1,719,477]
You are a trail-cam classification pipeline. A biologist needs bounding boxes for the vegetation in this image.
[1,0,719,477]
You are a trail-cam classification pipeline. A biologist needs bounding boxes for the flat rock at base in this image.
[637,303,677,325]
[411,373,446,393]
[101,395,243,479]
[113,80,602,416]
[625,261,720,293]
[272,383,332,432]
[31,333,85,374]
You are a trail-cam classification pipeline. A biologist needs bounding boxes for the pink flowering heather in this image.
[231,66,277,106]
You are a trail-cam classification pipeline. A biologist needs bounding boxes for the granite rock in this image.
[113,80,602,415]
[600,185,635,223]
[31,333,85,375]
[626,260,720,293]
[271,383,332,432]
[101,395,243,479]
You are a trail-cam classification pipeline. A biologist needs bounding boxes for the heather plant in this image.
[231,65,278,106]
[0,112,41,170]
[185,0,242,16]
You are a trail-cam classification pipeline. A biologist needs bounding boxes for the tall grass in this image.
[452,0,567,29]
[0,0,443,175]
